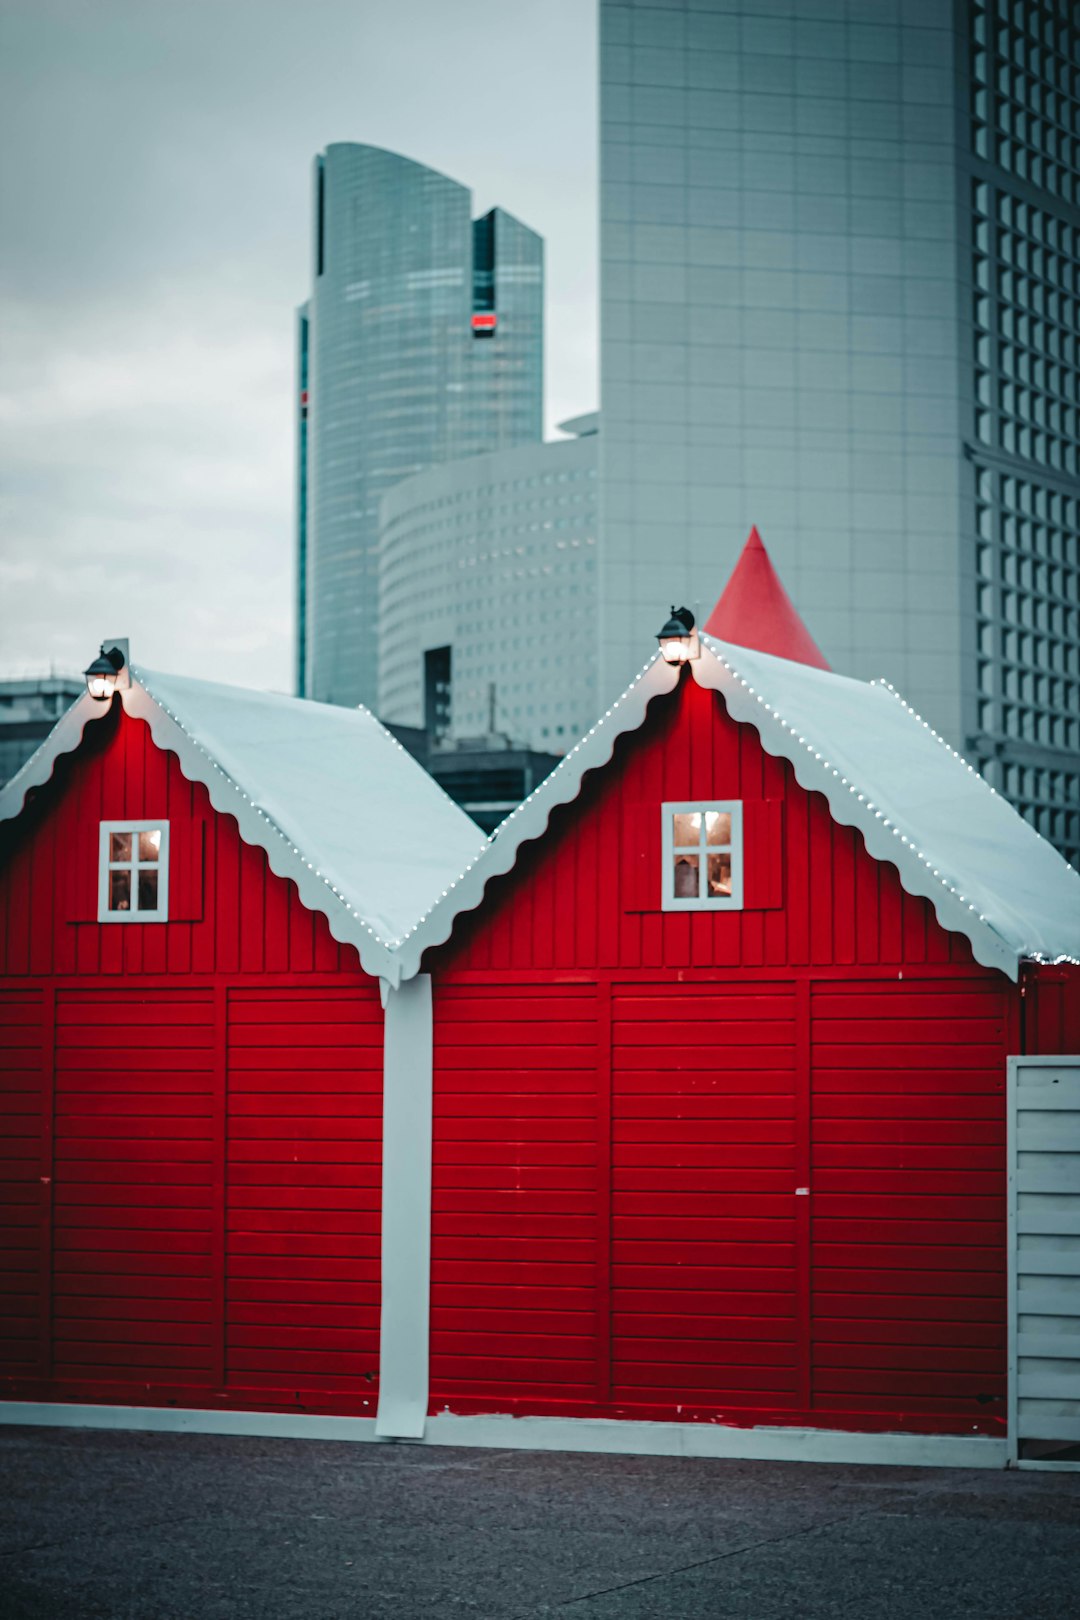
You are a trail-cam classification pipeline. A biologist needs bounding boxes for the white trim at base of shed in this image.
[0,1402,1008,1470]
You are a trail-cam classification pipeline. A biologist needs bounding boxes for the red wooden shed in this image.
[2,560,1079,1467]
[379,548,1080,1463]
[0,650,484,1424]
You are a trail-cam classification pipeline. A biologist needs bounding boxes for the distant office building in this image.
[0,677,82,788]
[297,143,544,710]
[378,414,599,754]
[386,722,561,836]
[598,0,1079,862]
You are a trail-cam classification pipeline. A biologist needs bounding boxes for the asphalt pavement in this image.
[2,1425,1078,1619]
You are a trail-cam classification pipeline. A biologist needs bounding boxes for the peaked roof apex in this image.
[0,664,487,984]
[388,638,1080,984]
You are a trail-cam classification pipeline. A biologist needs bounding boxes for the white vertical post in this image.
[1006,1055,1018,1467]
[375,974,433,1439]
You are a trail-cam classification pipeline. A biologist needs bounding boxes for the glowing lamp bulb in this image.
[83,646,125,702]
[656,605,698,664]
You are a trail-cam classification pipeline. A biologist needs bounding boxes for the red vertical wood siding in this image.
[431,677,978,979]
[427,673,1028,1436]
[0,704,383,1416]
[0,705,363,980]
[1026,965,1080,1055]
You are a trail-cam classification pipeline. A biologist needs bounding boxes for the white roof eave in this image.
[693,638,1029,981]
[0,690,111,827]
[0,674,417,984]
[390,654,681,982]
[124,678,401,983]
[393,636,1080,985]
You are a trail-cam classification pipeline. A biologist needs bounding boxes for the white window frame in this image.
[98,820,170,923]
[661,800,743,912]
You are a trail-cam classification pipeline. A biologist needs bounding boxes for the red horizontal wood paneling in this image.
[809,979,1007,1423]
[0,988,46,1382]
[430,983,601,1409]
[50,987,217,1387]
[225,987,382,1403]
[422,672,1023,1436]
[610,983,799,1412]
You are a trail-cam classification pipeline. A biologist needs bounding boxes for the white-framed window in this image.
[661,801,743,911]
[98,821,170,923]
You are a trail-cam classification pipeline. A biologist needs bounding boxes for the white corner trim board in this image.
[0,1402,1009,1470]
[375,974,434,1439]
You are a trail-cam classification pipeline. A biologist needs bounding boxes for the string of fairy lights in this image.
[699,634,1080,969]
[392,635,1079,973]
[131,667,398,971]
[388,653,672,954]
[113,656,1080,977]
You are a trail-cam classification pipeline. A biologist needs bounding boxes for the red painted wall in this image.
[0,704,383,1416]
[424,673,1028,1436]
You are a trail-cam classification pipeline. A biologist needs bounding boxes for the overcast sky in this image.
[0,0,597,691]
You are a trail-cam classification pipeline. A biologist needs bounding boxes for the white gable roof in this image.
[389,638,1080,983]
[0,664,487,984]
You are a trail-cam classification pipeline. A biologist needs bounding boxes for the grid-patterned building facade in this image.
[598,0,1078,862]
[297,145,543,710]
[378,418,599,753]
[968,0,1079,861]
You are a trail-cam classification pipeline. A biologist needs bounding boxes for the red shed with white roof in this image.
[2,538,1078,1467]
[381,531,1079,1458]
[0,651,484,1420]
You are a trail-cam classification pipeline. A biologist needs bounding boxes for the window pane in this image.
[109,832,132,862]
[673,854,700,898]
[109,869,131,911]
[138,828,162,862]
[137,870,159,912]
[705,811,732,846]
[672,812,701,847]
[707,853,732,897]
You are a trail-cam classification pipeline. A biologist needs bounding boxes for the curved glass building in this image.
[297,144,543,709]
[379,416,599,752]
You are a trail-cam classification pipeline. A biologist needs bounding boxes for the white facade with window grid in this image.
[598,0,1079,865]
[378,423,599,753]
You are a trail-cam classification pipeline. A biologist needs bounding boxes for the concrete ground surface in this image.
[1,1427,1079,1619]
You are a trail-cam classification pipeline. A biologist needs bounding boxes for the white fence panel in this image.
[1008,1055,1080,1470]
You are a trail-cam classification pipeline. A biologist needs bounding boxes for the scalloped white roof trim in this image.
[388,653,681,981]
[700,636,1080,978]
[0,666,487,985]
[391,637,1080,984]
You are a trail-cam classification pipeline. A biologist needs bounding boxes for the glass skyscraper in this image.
[297,144,543,710]
[598,0,1078,862]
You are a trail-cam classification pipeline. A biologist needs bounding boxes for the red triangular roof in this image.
[703,526,831,670]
